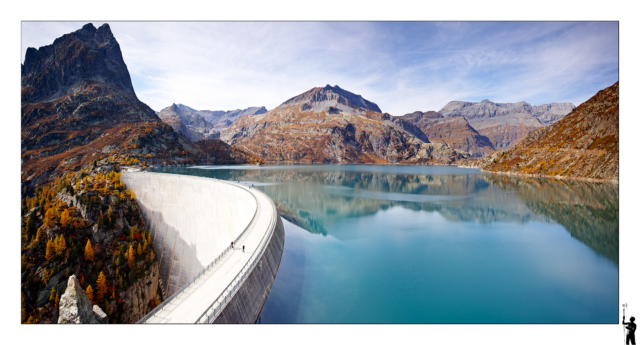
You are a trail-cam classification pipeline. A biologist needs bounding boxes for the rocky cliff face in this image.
[278,84,382,114]
[401,111,495,157]
[221,86,468,164]
[21,23,259,186]
[156,104,268,141]
[532,103,576,125]
[438,99,575,150]
[479,82,618,182]
[199,106,268,130]
[157,103,219,141]
[22,23,134,104]
[119,262,159,324]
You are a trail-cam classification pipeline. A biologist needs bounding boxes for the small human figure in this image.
[242,245,245,253]
[624,316,637,345]
[231,241,234,249]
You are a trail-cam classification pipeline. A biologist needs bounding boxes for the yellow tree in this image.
[44,208,55,227]
[96,271,107,303]
[35,228,42,243]
[127,244,135,267]
[55,235,66,256]
[107,206,113,224]
[49,287,55,302]
[45,239,55,261]
[42,267,50,284]
[86,285,94,304]
[137,242,142,256]
[84,239,94,262]
[60,209,70,227]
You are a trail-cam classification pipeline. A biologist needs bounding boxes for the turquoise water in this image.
[154,165,619,323]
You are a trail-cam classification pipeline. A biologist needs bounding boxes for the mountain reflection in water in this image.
[155,165,618,264]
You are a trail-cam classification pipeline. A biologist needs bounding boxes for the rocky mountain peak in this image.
[22,22,134,103]
[278,85,382,114]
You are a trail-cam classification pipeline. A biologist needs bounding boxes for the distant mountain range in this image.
[156,104,267,142]
[22,21,615,183]
[479,82,618,182]
[437,100,575,151]
[220,85,469,164]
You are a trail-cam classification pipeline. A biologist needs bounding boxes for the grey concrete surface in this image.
[122,171,282,323]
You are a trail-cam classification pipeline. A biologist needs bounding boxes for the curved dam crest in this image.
[121,171,284,323]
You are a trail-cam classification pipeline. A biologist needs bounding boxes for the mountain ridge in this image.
[478,82,618,182]
[221,85,469,164]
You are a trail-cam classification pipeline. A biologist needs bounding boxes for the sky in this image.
[21,21,619,115]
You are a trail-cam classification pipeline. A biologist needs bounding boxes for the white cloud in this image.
[21,22,618,114]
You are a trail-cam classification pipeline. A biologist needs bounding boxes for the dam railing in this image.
[136,177,260,324]
[196,187,278,324]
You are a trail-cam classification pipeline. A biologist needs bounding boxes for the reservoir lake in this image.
[153,165,618,324]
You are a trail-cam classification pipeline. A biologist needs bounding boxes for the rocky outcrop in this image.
[221,85,468,164]
[22,23,134,104]
[157,104,269,141]
[197,106,268,130]
[401,111,495,157]
[119,262,160,324]
[157,104,219,141]
[479,82,618,182]
[532,103,576,125]
[277,84,382,114]
[58,275,108,324]
[438,99,575,150]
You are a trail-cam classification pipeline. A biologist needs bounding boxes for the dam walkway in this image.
[123,172,279,324]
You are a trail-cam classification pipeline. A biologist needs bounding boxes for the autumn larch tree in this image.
[127,244,135,267]
[86,285,94,304]
[96,271,107,303]
[60,209,70,227]
[45,239,55,261]
[84,239,94,262]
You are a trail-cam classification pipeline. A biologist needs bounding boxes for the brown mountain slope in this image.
[221,85,469,164]
[401,111,495,157]
[479,82,618,182]
[21,23,259,189]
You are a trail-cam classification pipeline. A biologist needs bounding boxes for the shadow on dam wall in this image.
[141,206,204,298]
[122,172,258,302]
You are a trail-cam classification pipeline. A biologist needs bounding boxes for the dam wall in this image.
[212,216,285,323]
[121,172,257,297]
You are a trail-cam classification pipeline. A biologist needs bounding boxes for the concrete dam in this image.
[121,171,284,323]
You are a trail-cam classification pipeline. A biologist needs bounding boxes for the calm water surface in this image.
[154,165,618,323]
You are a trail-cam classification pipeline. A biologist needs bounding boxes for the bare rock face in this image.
[532,103,576,125]
[58,275,108,324]
[479,82,618,182]
[401,111,495,157]
[157,104,219,141]
[120,262,160,323]
[438,99,575,150]
[22,23,134,104]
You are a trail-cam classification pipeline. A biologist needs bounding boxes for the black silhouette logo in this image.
[623,304,636,345]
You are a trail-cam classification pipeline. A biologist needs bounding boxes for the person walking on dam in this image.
[231,241,234,249]
[624,316,637,345]
[243,245,245,253]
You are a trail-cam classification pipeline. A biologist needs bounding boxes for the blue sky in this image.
[21,21,618,114]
